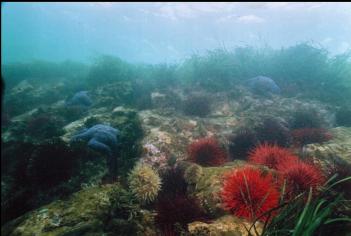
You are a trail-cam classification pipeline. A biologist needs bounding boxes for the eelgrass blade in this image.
[292,188,313,236]
[325,176,351,191]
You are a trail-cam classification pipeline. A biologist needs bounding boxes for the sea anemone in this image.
[221,167,280,221]
[227,128,258,160]
[128,163,161,204]
[255,118,292,147]
[291,128,332,146]
[187,137,227,167]
[155,194,207,236]
[279,161,325,199]
[248,143,299,170]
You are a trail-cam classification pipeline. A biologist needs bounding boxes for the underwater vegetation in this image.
[227,128,259,160]
[248,174,351,236]
[127,163,161,205]
[3,43,350,109]
[221,167,280,221]
[129,81,153,110]
[187,137,227,167]
[248,143,299,170]
[291,128,332,147]
[87,55,136,87]
[326,155,351,200]
[1,60,88,90]
[182,94,212,117]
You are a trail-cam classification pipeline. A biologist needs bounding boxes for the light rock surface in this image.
[188,215,262,236]
[303,127,351,164]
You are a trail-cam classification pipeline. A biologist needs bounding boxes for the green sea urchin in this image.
[128,163,161,204]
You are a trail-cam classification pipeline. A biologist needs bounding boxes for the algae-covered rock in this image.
[184,163,204,185]
[112,106,137,117]
[183,161,250,216]
[188,215,262,236]
[2,184,118,236]
[303,127,351,164]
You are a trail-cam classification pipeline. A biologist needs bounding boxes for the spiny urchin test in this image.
[128,163,162,204]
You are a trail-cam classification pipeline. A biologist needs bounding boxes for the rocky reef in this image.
[2,56,350,235]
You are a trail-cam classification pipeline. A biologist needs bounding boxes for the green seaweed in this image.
[247,175,351,236]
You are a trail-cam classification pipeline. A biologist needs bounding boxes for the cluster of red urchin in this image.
[186,135,326,223]
[221,143,326,221]
[248,143,325,198]
[187,137,227,167]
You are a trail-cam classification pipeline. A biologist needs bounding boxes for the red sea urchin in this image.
[291,128,332,147]
[248,143,299,170]
[221,167,280,221]
[279,161,325,199]
[187,137,227,167]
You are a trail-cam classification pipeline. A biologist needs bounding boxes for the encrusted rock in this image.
[112,106,136,117]
[2,184,119,236]
[184,161,250,216]
[151,92,168,109]
[11,80,34,95]
[303,127,351,164]
[188,215,262,236]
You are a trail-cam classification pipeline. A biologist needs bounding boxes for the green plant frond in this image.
[323,173,339,187]
[280,179,287,204]
[312,199,327,219]
[324,217,351,224]
[292,188,313,236]
[325,176,351,191]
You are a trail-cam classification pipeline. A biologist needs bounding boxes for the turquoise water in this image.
[2,2,351,64]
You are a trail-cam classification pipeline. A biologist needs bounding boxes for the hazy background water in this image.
[2,2,351,64]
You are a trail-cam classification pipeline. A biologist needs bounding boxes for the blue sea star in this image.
[71,124,120,156]
[65,91,93,108]
[246,76,281,95]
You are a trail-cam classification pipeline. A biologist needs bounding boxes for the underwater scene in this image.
[1,2,351,236]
